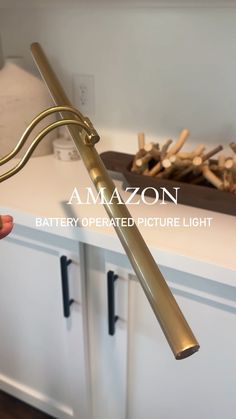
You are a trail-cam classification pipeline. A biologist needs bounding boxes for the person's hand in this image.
[0,215,14,239]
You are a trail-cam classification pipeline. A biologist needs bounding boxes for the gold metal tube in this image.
[30,42,199,359]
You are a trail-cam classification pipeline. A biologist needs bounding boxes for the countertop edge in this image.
[2,206,235,288]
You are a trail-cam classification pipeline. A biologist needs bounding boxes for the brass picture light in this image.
[0,42,200,359]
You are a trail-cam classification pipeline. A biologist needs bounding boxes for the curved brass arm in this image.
[0,42,200,359]
[0,118,98,183]
[0,105,99,167]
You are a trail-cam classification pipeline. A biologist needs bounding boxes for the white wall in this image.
[0,5,236,153]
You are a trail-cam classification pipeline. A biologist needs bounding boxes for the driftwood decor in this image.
[131,131,236,194]
[100,130,236,216]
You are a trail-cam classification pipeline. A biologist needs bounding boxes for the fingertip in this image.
[0,221,14,238]
[3,215,14,223]
[0,215,14,226]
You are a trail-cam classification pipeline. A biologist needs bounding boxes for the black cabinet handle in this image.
[60,255,74,318]
[107,270,119,335]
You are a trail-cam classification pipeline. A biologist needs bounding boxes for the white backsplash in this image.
[0,6,236,153]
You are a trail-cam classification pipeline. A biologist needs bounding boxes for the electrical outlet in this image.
[72,74,95,117]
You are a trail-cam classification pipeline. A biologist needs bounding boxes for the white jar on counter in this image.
[53,136,80,161]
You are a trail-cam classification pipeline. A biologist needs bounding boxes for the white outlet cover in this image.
[72,74,95,117]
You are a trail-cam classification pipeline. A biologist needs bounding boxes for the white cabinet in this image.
[1,230,235,419]
[0,225,90,419]
[126,268,236,419]
[86,244,236,419]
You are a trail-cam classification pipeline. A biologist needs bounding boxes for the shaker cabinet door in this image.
[102,249,236,419]
[0,231,89,419]
[127,267,236,419]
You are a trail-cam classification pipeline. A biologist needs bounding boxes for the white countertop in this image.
[1,154,235,286]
